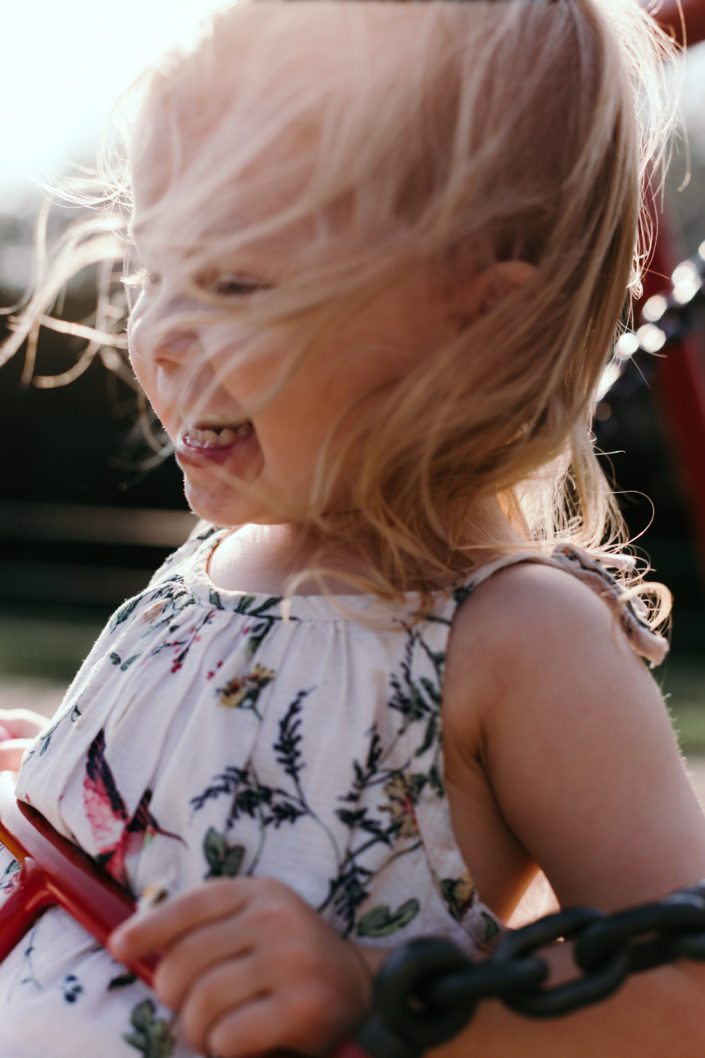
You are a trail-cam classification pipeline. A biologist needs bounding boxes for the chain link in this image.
[351,882,705,1058]
[344,245,705,1058]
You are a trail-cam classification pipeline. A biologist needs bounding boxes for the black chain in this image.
[346,246,705,1058]
[351,881,705,1058]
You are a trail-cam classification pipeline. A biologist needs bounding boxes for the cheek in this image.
[126,306,170,426]
[127,301,148,375]
[214,348,294,412]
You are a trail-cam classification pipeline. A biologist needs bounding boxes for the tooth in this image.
[185,421,253,446]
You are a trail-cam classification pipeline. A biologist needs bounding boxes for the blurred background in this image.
[0,5,704,777]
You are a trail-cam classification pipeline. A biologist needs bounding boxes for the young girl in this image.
[2,1,705,1056]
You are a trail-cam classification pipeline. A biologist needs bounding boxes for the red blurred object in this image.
[0,774,156,986]
[332,1044,376,1058]
[638,0,705,570]
[652,0,705,47]
[643,207,705,575]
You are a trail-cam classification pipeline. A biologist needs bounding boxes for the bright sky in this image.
[1,0,226,197]
[1,3,704,203]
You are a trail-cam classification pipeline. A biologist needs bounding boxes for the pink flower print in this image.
[0,859,21,897]
[83,729,183,887]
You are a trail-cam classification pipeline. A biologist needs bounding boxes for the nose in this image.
[152,327,198,362]
[128,295,200,369]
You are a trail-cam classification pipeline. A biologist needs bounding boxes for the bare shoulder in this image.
[443,560,705,909]
[444,559,650,726]
[450,558,636,664]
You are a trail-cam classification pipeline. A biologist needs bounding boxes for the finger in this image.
[0,740,32,773]
[178,961,270,1057]
[154,916,254,1011]
[184,949,358,1058]
[206,995,280,1058]
[0,710,49,739]
[206,987,340,1058]
[109,878,255,961]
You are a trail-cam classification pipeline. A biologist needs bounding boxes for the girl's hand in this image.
[0,709,47,773]
[108,877,376,1058]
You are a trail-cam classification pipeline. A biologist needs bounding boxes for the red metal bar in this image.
[641,200,705,574]
[331,1043,376,1058]
[650,0,705,47]
[0,780,376,1057]
[0,775,156,985]
[0,859,55,962]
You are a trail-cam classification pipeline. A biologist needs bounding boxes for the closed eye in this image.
[121,269,270,298]
[204,272,272,298]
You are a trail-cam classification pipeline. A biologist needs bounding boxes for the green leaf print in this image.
[124,998,176,1058]
[429,763,444,798]
[408,773,428,799]
[209,588,225,610]
[110,596,140,631]
[440,875,474,922]
[415,712,439,758]
[481,910,502,944]
[203,826,246,877]
[120,654,142,671]
[356,899,420,938]
[129,999,155,1032]
[419,674,442,705]
[453,583,474,607]
[37,718,61,756]
[234,594,257,614]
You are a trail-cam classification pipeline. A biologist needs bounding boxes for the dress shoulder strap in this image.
[460,542,668,668]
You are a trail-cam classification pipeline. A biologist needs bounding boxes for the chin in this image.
[183,482,283,528]
[183,485,247,527]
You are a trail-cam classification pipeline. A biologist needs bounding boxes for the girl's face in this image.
[127,145,447,530]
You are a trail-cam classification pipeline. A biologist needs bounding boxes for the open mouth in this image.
[182,421,254,449]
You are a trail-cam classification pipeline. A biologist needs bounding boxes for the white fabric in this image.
[0,526,666,1056]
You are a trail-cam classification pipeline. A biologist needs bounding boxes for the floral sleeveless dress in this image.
[0,526,666,1057]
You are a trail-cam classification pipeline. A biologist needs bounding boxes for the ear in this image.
[449,260,537,327]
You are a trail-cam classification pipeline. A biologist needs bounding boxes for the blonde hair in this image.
[2,0,678,621]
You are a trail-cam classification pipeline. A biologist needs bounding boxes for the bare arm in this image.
[438,564,705,1057]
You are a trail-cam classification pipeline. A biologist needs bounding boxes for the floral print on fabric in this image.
[0,526,660,1056]
[83,729,184,889]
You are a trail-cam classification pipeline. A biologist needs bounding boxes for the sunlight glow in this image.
[1,0,228,196]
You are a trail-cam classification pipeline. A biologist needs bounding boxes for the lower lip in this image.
[176,429,258,470]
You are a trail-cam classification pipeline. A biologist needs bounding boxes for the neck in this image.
[206,497,524,597]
